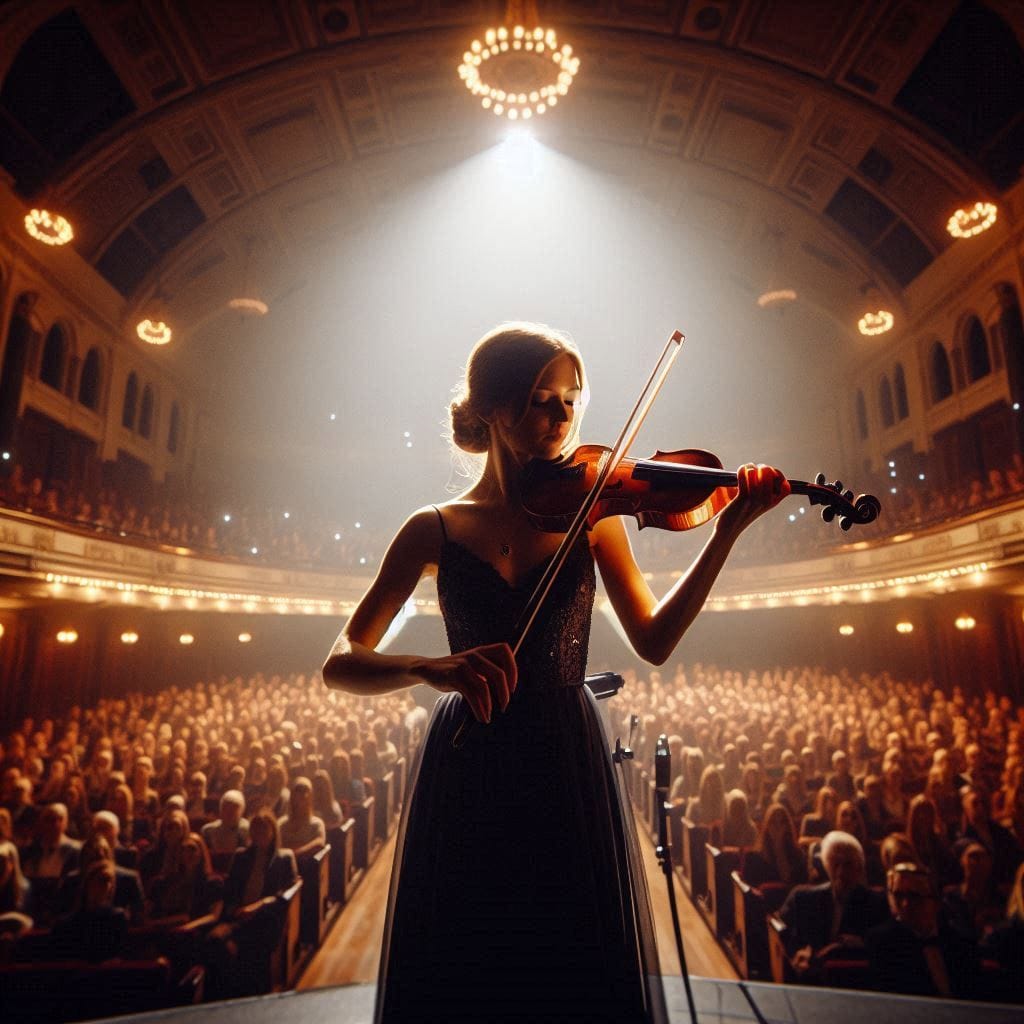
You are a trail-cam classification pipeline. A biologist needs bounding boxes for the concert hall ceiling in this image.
[1,0,1022,370]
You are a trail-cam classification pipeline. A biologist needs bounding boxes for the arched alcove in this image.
[893,363,909,420]
[122,372,138,430]
[879,376,895,428]
[139,384,154,439]
[930,342,953,403]
[77,347,102,410]
[39,323,69,391]
[964,315,991,382]
[0,293,38,450]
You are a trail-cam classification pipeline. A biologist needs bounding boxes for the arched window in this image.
[77,347,101,410]
[879,376,895,428]
[167,402,180,454]
[855,390,868,440]
[964,316,991,382]
[122,372,138,429]
[39,324,68,390]
[139,384,154,439]
[930,342,953,403]
[894,363,909,420]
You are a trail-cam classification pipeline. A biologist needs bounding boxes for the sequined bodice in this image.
[436,534,595,692]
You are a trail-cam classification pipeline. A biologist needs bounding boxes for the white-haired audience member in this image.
[201,790,249,854]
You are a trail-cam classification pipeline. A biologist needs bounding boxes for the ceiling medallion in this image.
[756,289,797,308]
[24,208,73,246]
[947,201,997,239]
[457,0,579,121]
[137,319,173,345]
[228,297,269,315]
[858,310,894,336]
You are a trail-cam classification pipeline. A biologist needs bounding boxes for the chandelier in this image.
[457,0,579,120]
[137,319,172,345]
[947,201,997,239]
[24,208,73,246]
[858,310,894,336]
[756,289,797,308]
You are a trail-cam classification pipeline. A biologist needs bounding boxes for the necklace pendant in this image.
[500,543,511,557]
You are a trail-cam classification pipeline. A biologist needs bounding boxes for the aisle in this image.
[298,822,737,989]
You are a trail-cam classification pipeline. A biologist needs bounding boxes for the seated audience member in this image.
[278,777,326,859]
[147,832,222,923]
[906,794,955,888]
[91,809,138,869]
[0,839,32,936]
[327,749,359,817]
[744,803,808,888]
[57,834,144,924]
[140,807,190,891]
[857,775,892,841]
[21,802,81,925]
[263,763,290,818]
[312,769,344,829]
[773,765,812,823]
[800,786,837,845]
[943,842,1003,942]
[8,776,37,844]
[205,809,298,998]
[957,787,1022,891]
[201,790,250,855]
[108,783,135,846]
[825,751,856,803]
[721,789,758,849]
[50,860,128,962]
[741,761,768,823]
[779,831,889,981]
[185,771,209,827]
[983,861,1024,984]
[866,863,981,999]
[685,766,726,834]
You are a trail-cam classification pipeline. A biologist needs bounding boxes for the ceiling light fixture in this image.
[947,202,997,239]
[458,0,579,121]
[228,297,269,315]
[137,319,172,345]
[858,310,894,336]
[25,208,73,246]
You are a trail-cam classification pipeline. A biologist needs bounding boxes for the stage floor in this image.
[95,975,1022,1024]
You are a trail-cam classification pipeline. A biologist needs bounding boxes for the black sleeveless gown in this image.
[373,528,668,1023]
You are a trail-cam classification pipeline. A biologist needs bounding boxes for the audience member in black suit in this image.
[866,862,981,1000]
[778,830,889,980]
[21,802,82,926]
[57,834,144,924]
[983,861,1024,998]
[204,808,298,999]
[50,860,128,962]
[957,788,1021,891]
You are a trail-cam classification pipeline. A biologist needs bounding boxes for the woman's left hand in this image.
[717,463,790,537]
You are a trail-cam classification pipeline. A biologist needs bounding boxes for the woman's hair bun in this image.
[449,398,490,454]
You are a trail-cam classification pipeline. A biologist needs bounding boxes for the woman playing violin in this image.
[322,322,789,1023]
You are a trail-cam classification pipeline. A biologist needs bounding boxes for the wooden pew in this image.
[680,817,709,900]
[730,872,788,981]
[297,845,331,947]
[270,879,303,991]
[374,772,395,844]
[352,796,378,871]
[326,820,356,905]
[704,844,740,940]
[768,915,795,984]
[394,756,407,813]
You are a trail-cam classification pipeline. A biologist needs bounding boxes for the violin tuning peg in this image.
[821,507,836,523]
[815,472,826,486]
[840,517,852,531]
[833,480,843,493]
[843,489,854,502]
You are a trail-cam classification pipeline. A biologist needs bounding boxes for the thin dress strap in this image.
[432,504,448,543]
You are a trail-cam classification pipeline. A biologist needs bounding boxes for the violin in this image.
[521,444,882,533]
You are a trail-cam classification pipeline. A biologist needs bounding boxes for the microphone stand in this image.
[654,733,699,1024]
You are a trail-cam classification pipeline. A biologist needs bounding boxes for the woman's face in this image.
[496,354,582,462]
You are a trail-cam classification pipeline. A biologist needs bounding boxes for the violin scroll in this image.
[810,473,882,531]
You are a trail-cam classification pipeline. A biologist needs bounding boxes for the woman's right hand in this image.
[417,643,517,724]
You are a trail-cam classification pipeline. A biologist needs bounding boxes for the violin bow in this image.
[451,329,686,749]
